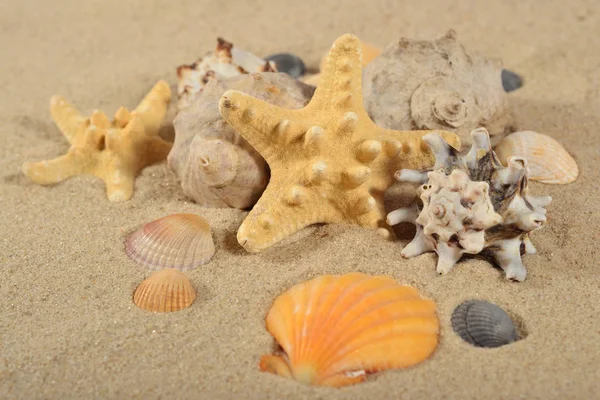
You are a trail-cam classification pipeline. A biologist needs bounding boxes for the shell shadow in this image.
[2,172,29,186]
[506,308,529,340]
[384,181,418,240]
[158,123,175,143]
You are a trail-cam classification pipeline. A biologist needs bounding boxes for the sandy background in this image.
[1,0,599,398]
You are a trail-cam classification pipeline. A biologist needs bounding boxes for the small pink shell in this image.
[125,214,215,271]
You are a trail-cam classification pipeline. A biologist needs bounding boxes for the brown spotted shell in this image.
[176,37,277,110]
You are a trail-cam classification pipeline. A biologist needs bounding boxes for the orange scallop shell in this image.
[133,268,196,312]
[125,213,215,271]
[259,273,439,387]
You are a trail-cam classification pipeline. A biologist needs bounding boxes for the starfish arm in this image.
[382,129,462,172]
[236,176,335,253]
[106,117,144,154]
[306,34,364,112]
[22,148,96,185]
[90,110,111,129]
[133,80,171,135]
[50,96,88,144]
[113,107,132,128]
[107,115,172,163]
[103,163,136,202]
[219,90,306,165]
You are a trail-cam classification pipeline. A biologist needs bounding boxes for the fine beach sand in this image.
[1,0,599,398]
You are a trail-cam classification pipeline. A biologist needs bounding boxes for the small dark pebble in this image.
[265,53,306,79]
[501,69,523,92]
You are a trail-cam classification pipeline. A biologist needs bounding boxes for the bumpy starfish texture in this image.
[22,81,172,202]
[219,34,461,253]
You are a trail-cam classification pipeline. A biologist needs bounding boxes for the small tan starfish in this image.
[219,34,461,253]
[22,81,172,202]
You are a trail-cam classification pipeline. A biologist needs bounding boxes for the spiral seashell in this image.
[494,130,578,184]
[363,31,513,148]
[451,300,518,348]
[411,77,479,130]
[125,214,215,271]
[133,268,196,312]
[190,139,239,187]
[170,73,315,209]
[432,204,446,218]
[259,273,440,387]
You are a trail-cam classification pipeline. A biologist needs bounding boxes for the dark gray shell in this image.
[451,300,518,348]
[264,53,306,79]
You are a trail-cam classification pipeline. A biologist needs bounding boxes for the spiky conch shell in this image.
[387,128,552,282]
[176,37,277,111]
[259,273,439,387]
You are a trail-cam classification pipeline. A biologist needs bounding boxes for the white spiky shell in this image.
[411,169,502,259]
[494,130,578,184]
[387,128,552,282]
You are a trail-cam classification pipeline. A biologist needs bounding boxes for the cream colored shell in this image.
[176,38,276,110]
[494,130,578,184]
[363,30,513,148]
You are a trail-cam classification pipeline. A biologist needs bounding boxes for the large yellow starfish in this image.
[22,81,172,202]
[219,34,461,253]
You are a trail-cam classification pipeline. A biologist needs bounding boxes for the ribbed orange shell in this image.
[259,273,439,387]
[133,268,196,312]
[125,213,215,271]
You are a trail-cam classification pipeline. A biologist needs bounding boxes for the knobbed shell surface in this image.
[363,30,513,147]
[387,128,552,281]
[494,130,578,184]
[451,300,518,348]
[170,73,315,208]
[133,268,196,312]
[125,214,215,271]
[259,273,440,388]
